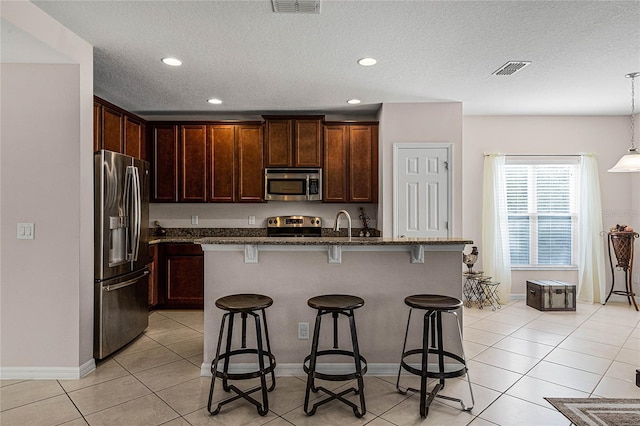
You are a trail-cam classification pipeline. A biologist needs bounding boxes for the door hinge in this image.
[445,221,448,230]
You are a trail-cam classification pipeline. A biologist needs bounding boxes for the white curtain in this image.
[577,154,606,303]
[482,154,512,302]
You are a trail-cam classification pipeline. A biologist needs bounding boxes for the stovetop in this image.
[266,215,322,237]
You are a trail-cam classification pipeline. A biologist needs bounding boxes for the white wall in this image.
[0,2,93,377]
[462,115,633,297]
[377,103,463,238]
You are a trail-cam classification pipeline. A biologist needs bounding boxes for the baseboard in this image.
[201,362,415,377]
[0,358,96,380]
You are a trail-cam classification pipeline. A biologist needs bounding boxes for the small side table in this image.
[463,272,485,308]
[606,231,639,311]
[479,280,501,311]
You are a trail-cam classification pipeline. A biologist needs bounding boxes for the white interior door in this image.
[394,144,451,238]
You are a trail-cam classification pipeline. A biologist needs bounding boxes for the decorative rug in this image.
[545,398,640,426]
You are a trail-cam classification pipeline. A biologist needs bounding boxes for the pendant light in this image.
[609,72,640,172]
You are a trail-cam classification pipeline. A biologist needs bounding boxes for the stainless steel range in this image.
[267,215,322,237]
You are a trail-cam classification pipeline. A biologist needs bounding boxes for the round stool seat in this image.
[308,294,364,311]
[404,294,462,311]
[215,294,273,312]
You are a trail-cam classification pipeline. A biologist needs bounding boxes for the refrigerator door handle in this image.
[125,165,141,262]
[124,165,134,261]
[105,270,150,292]
[131,166,141,262]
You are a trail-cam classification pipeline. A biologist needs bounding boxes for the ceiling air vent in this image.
[272,0,321,14]
[492,61,531,76]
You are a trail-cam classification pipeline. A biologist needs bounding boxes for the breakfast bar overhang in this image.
[198,237,472,376]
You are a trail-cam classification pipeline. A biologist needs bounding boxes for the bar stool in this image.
[303,294,367,418]
[207,294,276,416]
[396,294,474,418]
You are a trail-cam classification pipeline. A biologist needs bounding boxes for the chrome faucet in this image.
[333,210,352,241]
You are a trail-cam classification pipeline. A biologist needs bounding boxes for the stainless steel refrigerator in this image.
[94,150,150,359]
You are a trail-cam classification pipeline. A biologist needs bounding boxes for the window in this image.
[505,161,578,268]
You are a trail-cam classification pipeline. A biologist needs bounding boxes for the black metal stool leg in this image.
[304,310,323,414]
[221,313,235,392]
[253,312,269,416]
[260,308,276,392]
[348,309,366,417]
[208,313,229,415]
[396,308,413,395]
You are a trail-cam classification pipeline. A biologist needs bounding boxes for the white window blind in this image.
[505,162,578,267]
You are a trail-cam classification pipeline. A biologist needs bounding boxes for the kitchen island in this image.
[197,236,472,376]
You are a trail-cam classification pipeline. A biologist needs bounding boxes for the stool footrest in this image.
[211,348,276,381]
[303,349,368,381]
[400,348,467,379]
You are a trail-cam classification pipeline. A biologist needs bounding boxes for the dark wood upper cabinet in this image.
[323,123,378,203]
[209,124,263,202]
[209,125,236,202]
[264,119,292,167]
[101,106,124,153]
[237,124,264,202]
[93,97,147,161]
[151,125,179,202]
[93,101,101,152]
[264,116,323,167]
[349,125,378,203]
[124,116,145,160]
[323,125,348,202]
[180,125,208,202]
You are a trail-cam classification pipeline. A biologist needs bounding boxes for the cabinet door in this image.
[209,125,236,202]
[180,125,208,202]
[148,245,158,307]
[237,125,264,202]
[151,125,179,202]
[93,101,101,152]
[124,116,145,160]
[294,119,322,167]
[165,255,204,306]
[101,106,124,153]
[323,125,348,202]
[349,125,378,202]
[264,120,292,167]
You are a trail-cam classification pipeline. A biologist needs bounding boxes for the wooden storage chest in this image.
[526,280,576,311]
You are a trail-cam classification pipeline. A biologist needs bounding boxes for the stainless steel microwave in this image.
[264,168,322,201]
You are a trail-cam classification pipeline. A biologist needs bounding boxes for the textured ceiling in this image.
[30,0,640,118]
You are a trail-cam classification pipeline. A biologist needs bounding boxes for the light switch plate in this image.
[249,215,256,225]
[17,223,35,240]
[191,215,198,225]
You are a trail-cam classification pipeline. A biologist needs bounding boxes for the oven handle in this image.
[306,175,310,200]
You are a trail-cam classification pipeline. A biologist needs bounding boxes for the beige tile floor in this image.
[2,300,639,425]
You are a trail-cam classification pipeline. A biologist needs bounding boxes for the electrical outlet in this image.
[249,215,256,225]
[298,322,309,340]
[191,215,198,225]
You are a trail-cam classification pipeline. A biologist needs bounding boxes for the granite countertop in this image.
[150,235,472,246]
[196,236,472,245]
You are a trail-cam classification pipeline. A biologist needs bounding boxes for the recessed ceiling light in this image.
[357,57,377,66]
[161,57,182,66]
[207,98,223,105]
[347,99,361,105]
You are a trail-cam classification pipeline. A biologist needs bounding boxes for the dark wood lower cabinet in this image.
[148,245,158,307]
[155,243,204,309]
